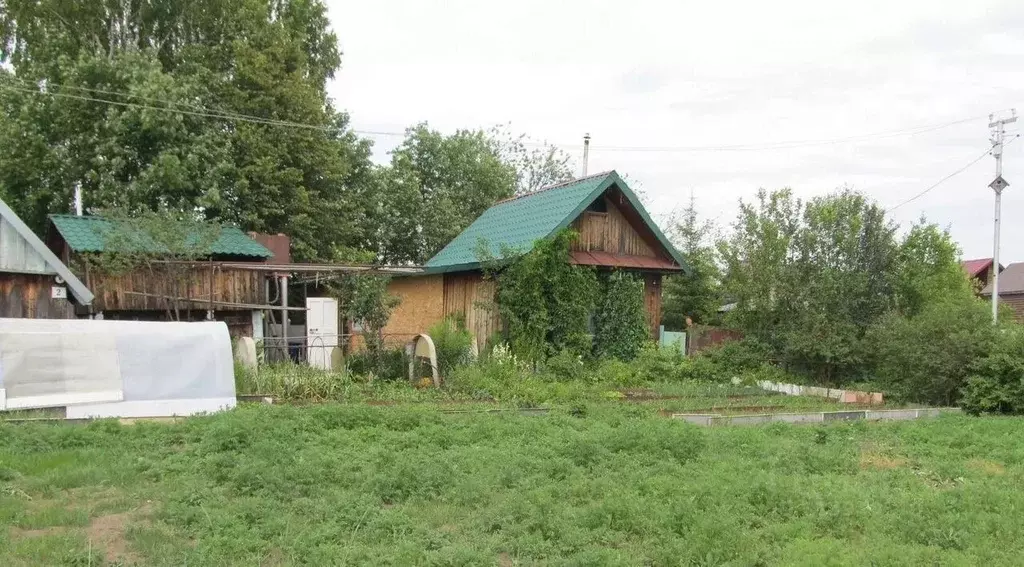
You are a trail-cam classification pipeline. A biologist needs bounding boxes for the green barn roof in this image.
[424,171,685,273]
[49,214,273,259]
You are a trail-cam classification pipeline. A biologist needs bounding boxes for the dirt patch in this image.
[260,547,287,566]
[498,552,514,567]
[87,512,137,564]
[859,446,909,470]
[968,459,1006,476]
[85,504,152,565]
[10,525,67,539]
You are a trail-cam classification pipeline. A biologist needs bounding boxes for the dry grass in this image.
[859,443,910,470]
[969,458,1007,476]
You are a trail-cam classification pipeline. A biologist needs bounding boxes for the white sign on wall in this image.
[50,286,67,299]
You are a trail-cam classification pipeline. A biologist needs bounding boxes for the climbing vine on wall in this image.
[487,231,599,362]
[593,271,649,361]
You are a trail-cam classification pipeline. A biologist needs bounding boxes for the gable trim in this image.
[545,172,688,272]
[0,199,94,305]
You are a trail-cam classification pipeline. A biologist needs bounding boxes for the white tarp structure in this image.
[0,318,236,418]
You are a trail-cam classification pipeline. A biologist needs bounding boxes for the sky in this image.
[324,0,1024,261]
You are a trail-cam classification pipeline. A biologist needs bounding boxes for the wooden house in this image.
[0,197,94,318]
[981,261,1024,321]
[46,214,273,336]
[380,171,687,346]
[962,258,1002,292]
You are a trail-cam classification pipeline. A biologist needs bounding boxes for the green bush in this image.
[236,363,359,401]
[866,296,995,405]
[591,358,644,387]
[703,338,773,374]
[543,350,587,381]
[346,347,410,381]
[631,344,685,382]
[427,317,474,378]
[962,325,1024,415]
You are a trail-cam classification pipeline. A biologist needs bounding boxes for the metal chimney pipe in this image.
[582,133,591,176]
[73,183,83,216]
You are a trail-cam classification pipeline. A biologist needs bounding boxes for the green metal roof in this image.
[49,214,273,259]
[424,171,686,273]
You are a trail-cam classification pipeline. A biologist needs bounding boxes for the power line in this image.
[0,80,999,153]
[887,135,1019,212]
[581,116,986,153]
[0,82,347,132]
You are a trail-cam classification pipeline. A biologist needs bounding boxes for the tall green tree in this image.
[373,124,518,264]
[0,0,372,261]
[662,194,721,328]
[489,125,575,195]
[893,219,974,316]
[720,188,967,383]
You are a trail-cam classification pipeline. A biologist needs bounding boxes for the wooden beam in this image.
[119,291,307,311]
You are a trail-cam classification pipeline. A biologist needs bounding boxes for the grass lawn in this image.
[2,402,1023,566]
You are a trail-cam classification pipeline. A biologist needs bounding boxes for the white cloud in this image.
[325,0,1024,260]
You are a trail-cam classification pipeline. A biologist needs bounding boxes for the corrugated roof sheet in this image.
[49,215,273,259]
[424,171,686,272]
[981,261,1024,295]
[962,258,994,277]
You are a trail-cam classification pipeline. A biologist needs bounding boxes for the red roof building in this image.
[962,258,1002,291]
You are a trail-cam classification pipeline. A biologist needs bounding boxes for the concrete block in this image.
[805,386,830,398]
[234,336,258,370]
[727,414,774,426]
[865,409,917,421]
[672,414,717,426]
[823,410,866,422]
[772,412,825,424]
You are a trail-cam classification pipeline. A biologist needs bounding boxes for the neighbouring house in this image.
[980,261,1024,321]
[379,171,688,347]
[0,198,94,318]
[46,214,273,336]
[962,257,1002,291]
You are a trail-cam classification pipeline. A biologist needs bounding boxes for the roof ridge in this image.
[495,170,616,205]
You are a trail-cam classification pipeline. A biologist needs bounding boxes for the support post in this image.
[280,274,290,360]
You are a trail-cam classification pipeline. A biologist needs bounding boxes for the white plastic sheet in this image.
[0,318,236,417]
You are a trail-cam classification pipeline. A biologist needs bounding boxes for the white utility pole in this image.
[581,133,591,176]
[989,109,1016,323]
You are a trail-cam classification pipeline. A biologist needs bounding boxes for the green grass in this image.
[1,405,1024,565]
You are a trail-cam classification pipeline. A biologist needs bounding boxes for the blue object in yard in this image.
[660,326,686,355]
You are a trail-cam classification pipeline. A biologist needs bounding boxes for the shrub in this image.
[703,338,773,374]
[632,343,685,382]
[866,296,995,405]
[236,363,358,401]
[961,325,1024,415]
[347,347,410,381]
[592,358,644,387]
[428,317,474,378]
[543,350,587,381]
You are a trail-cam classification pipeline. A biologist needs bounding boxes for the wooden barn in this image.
[381,171,687,346]
[46,214,273,336]
[0,198,94,318]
